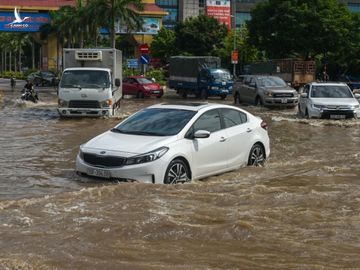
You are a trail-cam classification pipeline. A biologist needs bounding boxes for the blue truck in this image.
[168,56,233,99]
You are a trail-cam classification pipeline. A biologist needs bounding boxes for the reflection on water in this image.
[0,90,360,269]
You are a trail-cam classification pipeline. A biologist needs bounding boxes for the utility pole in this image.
[232,2,237,77]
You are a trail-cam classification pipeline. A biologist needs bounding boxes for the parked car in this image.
[233,75,299,107]
[27,71,59,86]
[298,82,360,119]
[76,103,270,184]
[122,76,163,98]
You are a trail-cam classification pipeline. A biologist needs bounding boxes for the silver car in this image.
[233,75,299,107]
[298,82,360,119]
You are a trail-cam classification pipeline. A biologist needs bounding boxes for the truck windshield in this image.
[210,69,231,81]
[60,70,110,88]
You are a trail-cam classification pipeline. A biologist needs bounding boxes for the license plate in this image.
[87,168,111,179]
[221,90,229,93]
[152,91,160,94]
[281,98,287,103]
[330,114,346,119]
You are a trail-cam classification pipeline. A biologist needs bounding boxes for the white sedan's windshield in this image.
[311,85,353,98]
[112,108,197,136]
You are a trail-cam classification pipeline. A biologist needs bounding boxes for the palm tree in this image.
[87,0,144,48]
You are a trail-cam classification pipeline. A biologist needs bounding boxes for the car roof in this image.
[64,67,111,72]
[147,102,246,112]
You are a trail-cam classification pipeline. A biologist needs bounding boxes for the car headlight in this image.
[211,86,219,90]
[125,147,169,165]
[101,99,112,107]
[79,148,84,159]
[350,104,359,109]
[264,91,273,97]
[58,99,68,107]
[313,104,324,109]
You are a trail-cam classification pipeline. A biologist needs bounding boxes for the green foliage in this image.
[247,0,360,78]
[122,67,166,86]
[150,27,177,63]
[1,71,26,80]
[174,15,228,56]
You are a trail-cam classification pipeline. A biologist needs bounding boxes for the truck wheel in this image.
[200,89,208,99]
[220,94,227,100]
[234,93,240,104]
[255,96,263,106]
[137,91,144,98]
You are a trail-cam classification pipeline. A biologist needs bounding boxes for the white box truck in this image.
[57,48,122,117]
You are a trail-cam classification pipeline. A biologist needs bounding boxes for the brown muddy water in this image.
[0,88,360,269]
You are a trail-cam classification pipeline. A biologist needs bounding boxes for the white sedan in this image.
[76,103,270,184]
[298,82,360,119]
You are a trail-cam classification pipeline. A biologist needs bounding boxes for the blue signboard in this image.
[0,9,51,32]
[127,59,139,69]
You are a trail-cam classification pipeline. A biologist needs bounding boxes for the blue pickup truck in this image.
[168,56,233,99]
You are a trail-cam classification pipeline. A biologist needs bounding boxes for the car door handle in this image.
[219,136,227,142]
[247,128,252,133]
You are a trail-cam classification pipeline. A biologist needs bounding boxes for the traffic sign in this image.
[140,54,150,64]
[127,58,139,69]
[232,50,238,64]
[139,43,149,54]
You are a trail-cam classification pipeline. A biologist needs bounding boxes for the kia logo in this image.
[100,151,106,154]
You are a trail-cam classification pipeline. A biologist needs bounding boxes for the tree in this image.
[214,25,261,72]
[174,15,228,56]
[150,27,177,63]
[247,0,355,60]
[87,0,144,48]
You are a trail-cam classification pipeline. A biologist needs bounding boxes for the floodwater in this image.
[0,86,360,269]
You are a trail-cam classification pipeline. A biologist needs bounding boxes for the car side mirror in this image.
[249,82,256,88]
[300,92,308,98]
[115,78,121,87]
[354,93,360,99]
[194,130,210,139]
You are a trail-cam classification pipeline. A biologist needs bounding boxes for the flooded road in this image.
[0,86,360,269]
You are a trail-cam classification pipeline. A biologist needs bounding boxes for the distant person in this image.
[10,77,16,90]
[24,80,33,91]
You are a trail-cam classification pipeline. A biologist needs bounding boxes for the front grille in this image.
[69,100,100,108]
[273,93,294,98]
[84,153,125,167]
[322,110,355,119]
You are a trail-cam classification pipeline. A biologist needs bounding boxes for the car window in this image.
[257,77,287,87]
[136,77,153,84]
[310,85,353,98]
[244,76,252,85]
[221,108,247,128]
[193,109,222,133]
[113,108,197,136]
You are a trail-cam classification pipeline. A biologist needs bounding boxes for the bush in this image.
[122,66,167,86]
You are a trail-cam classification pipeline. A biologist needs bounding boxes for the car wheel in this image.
[220,94,227,100]
[248,143,266,166]
[200,89,208,99]
[137,91,144,98]
[156,95,162,99]
[255,96,263,106]
[305,108,310,119]
[164,159,191,184]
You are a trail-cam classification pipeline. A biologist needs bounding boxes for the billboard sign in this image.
[0,8,51,32]
[206,0,231,30]
[115,17,161,35]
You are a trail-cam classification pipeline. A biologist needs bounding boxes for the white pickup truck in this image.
[57,48,122,117]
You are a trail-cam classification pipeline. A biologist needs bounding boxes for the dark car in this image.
[122,76,163,98]
[27,71,59,87]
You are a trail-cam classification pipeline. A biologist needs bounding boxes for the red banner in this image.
[206,0,231,30]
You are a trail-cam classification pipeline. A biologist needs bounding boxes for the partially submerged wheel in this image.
[220,94,227,100]
[248,143,266,166]
[164,159,191,184]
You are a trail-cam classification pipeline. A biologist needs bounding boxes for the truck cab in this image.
[57,49,122,117]
[199,68,233,99]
